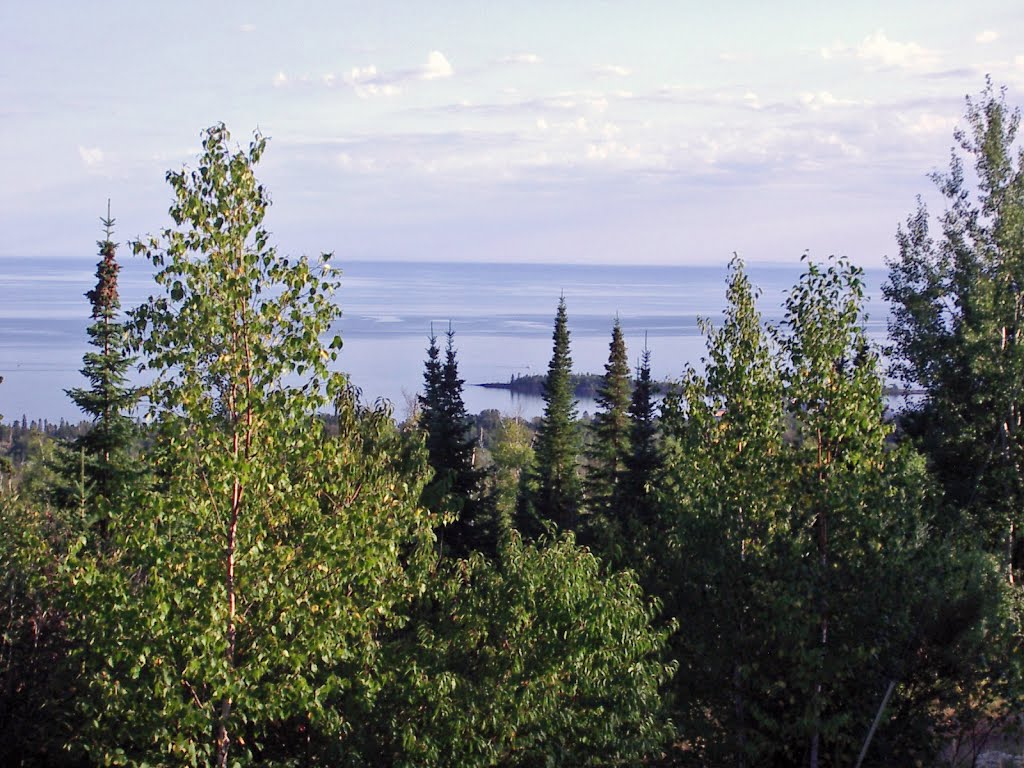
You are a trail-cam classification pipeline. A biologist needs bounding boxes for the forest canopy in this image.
[2,84,1024,767]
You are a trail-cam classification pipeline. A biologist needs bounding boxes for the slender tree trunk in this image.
[217,457,242,768]
[810,436,829,768]
[735,498,747,768]
[855,679,897,768]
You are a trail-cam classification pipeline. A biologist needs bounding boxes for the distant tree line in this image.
[477,369,669,400]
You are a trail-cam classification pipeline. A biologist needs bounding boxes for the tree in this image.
[591,337,665,572]
[59,203,138,526]
[658,258,787,764]
[658,258,977,767]
[489,415,534,539]
[780,257,894,768]
[586,319,632,524]
[367,533,677,766]
[71,125,436,767]
[885,82,1024,575]
[522,297,582,534]
[418,326,496,557]
[624,343,661,527]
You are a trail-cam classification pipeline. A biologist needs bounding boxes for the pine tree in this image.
[586,319,632,521]
[524,296,582,533]
[63,203,137,522]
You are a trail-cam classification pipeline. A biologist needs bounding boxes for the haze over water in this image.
[0,258,889,423]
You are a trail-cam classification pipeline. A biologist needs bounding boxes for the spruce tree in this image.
[614,342,663,570]
[419,326,495,557]
[63,203,137,521]
[587,319,631,517]
[419,329,446,474]
[525,296,582,533]
[624,342,660,513]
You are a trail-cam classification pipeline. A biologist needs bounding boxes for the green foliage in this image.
[659,257,979,766]
[71,124,436,767]
[884,80,1024,761]
[488,416,534,543]
[586,320,632,525]
[658,258,787,762]
[885,81,1024,564]
[369,533,676,766]
[0,494,88,766]
[419,328,498,558]
[522,297,582,535]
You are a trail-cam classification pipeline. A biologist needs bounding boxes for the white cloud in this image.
[78,146,103,167]
[273,53,450,97]
[897,111,957,136]
[797,91,860,110]
[342,65,401,98]
[240,23,256,33]
[975,29,999,44]
[502,53,542,65]
[1016,55,1024,70]
[421,51,453,80]
[595,64,631,77]
[336,152,376,173]
[822,30,939,71]
[349,65,378,82]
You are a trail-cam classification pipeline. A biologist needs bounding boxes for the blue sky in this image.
[2,1,1023,266]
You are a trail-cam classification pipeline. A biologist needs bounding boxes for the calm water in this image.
[0,258,890,422]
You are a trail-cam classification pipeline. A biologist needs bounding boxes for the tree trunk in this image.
[855,679,897,768]
[216,476,241,768]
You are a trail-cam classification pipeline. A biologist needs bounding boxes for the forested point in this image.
[3,83,1024,767]
[477,372,672,400]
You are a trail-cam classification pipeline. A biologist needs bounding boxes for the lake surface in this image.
[0,258,890,422]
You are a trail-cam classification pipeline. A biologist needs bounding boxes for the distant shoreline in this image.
[476,374,925,400]
[477,373,661,399]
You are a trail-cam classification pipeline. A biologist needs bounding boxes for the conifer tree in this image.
[419,329,446,472]
[586,319,632,522]
[419,326,495,557]
[606,342,663,572]
[524,296,582,533]
[624,343,661,514]
[63,203,137,520]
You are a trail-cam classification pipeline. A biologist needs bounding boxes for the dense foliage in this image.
[4,83,1024,767]
[885,80,1024,569]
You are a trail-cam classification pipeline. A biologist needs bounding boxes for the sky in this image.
[2,1,1023,267]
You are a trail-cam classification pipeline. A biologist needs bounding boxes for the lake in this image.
[0,257,890,423]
